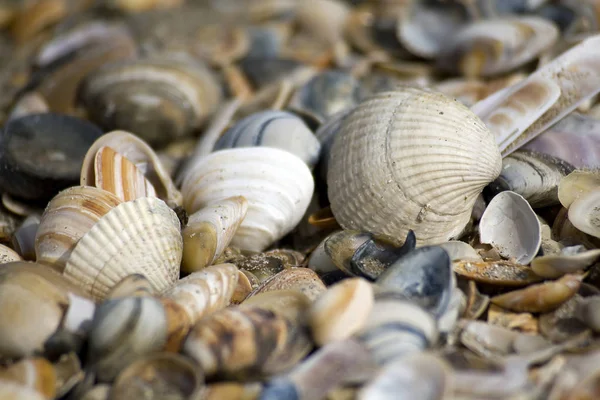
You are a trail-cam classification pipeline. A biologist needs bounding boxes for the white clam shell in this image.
[567,188,600,239]
[64,197,182,301]
[437,241,482,262]
[182,196,248,273]
[182,147,314,252]
[558,170,600,209]
[532,246,600,279]
[479,191,542,265]
[327,88,502,245]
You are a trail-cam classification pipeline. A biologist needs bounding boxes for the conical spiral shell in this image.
[327,88,502,244]
[182,147,314,252]
[64,197,182,300]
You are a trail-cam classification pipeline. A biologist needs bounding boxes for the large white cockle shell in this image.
[327,88,502,245]
[182,147,314,252]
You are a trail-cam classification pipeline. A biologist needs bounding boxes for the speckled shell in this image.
[182,147,314,252]
[63,197,182,300]
[35,186,122,273]
[327,88,502,245]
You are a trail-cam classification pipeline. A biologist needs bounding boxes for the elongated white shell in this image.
[327,88,502,245]
[182,147,314,252]
[182,196,248,273]
[64,197,182,300]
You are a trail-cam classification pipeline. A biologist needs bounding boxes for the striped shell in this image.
[63,197,182,300]
[327,88,502,245]
[182,147,314,252]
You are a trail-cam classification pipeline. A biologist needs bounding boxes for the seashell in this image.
[248,267,327,302]
[163,263,239,324]
[486,304,538,333]
[437,241,482,262]
[92,146,157,202]
[308,278,374,346]
[453,260,543,286]
[0,381,47,400]
[110,352,204,400]
[189,24,250,66]
[523,113,600,169]
[473,34,600,156]
[307,206,339,230]
[0,243,22,264]
[0,357,56,399]
[235,249,304,283]
[79,385,111,400]
[558,170,600,209]
[0,265,70,359]
[327,88,502,245]
[182,196,248,273]
[213,110,321,168]
[106,274,155,299]
[79,56,222,148]
[201,382,263,400]
[63,197,182,300]
[53,352,84,398]
[356,296,438,366]
[575,296,600,333]
[242,290,312,322]
[479,191,542,265]
[35,186,122,273]
[490,274,583,313]
[295,0,350,46]
[183,305,313,380]
[10,0,66,44]
[0,113,103,202]
[324,230,416,280]
[485,150,574,208]
[538,294,590,342]
[7,92,49,121]
[376,246,453,317]
[463,280,490,320]
[532,246,600,279]
[240,57,314,90]
[2,192,42,217]
[182,147,314,252]
[262,339,377,400]
[12,214,39,261]
[287,70,361,126]
[232,269,254,304]
[308,237,339,275]
[81,130,182,208]
[106,0,183,13]
[397,0,471,59]
[551,206,600,248]
[437,17,559,78]
[565,188,600,239]
[358,353,451,400]
[87,296,168,382]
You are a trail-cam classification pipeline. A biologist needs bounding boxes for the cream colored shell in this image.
[63,197,182,300]
[182,147,314,252]
[327,88,502,245]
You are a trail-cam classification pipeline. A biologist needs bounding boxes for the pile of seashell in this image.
[2,0,600,399]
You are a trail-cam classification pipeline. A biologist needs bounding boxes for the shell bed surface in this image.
[1,1,600,399]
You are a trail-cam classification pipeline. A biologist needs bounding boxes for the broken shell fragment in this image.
[248,267,326,302]
[182,196,248,273]
[327,88,502,245]
[531,246,600,279]
[479,191,542,265]
[567,188,600,239]
[558,169,600,209]
[453,260,543,286]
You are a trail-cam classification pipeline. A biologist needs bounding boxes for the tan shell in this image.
[247,267,327,302]
[327,88,502,245]
[93,146,157,202]
[309,277,374,346]
[567,188,600,239]
[0,243,22,264]
[182,196,248,273]
[35,186,122,273]
[558,170,600,209]
[182,147,314,252]
[63,197,182,300]
[163,263,239,324]
[0,358,56,399]
[81,130,182,208]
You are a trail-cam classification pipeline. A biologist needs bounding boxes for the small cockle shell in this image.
[182,196,248,273]
[182,147,314,252]
[473,34,600,156]
[183,305,313,380]
[479,191,542,265]
[213,110,321,168]
[490,274,583,313]
[248,267,327,301]
[437,17,559,78]
[63,197,182,300]
[0,357,56,399]
[327,88,502,245]
[110,352,204,400]
[92,146,157,202]
[81,130,182,208]
[309,278,374,346]
[163,263,239,324]
[79,56,222,148]
[486,150,574,208]
[35,186,122,273]
[87,296,168,382]
[356,296,439,366]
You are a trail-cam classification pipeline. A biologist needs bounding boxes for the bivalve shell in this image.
[327,88,502,245]
[63,197,182,300]
[182,147,314,252]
